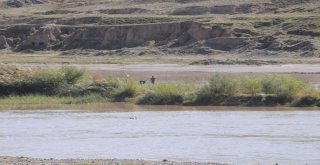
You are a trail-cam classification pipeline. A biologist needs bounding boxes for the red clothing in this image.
[150,76,156,84]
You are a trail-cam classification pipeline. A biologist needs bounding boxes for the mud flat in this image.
[0,156,224,165]
[15,63,320,83]
[18,63,320,73]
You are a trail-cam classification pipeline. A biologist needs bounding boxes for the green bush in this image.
[137,84,187,105]
[113,78,138,101]
[25,69,65,95]
[240,77,262,96]
[293,96,319,107]
[137,92,183,105]
[196,74,238,103]
[0,65,317,107]
[0,66,64,96]
[68,76,120,97]
[0,65,88,96]
[263,95,293,105]
[261,75,307,98]
[61,66,88,85]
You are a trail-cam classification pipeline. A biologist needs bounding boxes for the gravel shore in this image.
[0,156,226,165]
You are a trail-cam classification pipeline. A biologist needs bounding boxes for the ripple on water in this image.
[0,109,319,165]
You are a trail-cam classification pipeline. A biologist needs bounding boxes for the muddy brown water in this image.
[0,104,320,165]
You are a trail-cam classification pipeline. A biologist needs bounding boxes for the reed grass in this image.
[0,95,73,104]
[0,65,318,107]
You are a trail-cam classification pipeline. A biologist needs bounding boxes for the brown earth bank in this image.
[0,20,318,57]
[0,0,319,59]
[0,156,225,165]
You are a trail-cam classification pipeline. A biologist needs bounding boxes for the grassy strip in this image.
[0,94,110,105]
[0,53,210,65]
[0,65,319,107]
[0,95,72,104]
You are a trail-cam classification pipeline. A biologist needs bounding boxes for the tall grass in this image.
[0,65,87,96]
[195,74,313,106]
[0,95,73,104]
[61,66,88,85]
[261,75,308,98]
[113,77,138,101]
[195,74,238,104]
[137,83,196,105]
[0,65,318,106]
[240,77,262,96]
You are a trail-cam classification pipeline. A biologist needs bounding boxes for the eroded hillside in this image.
[0,0,319,60]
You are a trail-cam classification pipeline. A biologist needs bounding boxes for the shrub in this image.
[113,78,138,101]
[263,95,293,106]
[207,74,239,96]
[25,69,65,95]
[261,75,307,98]
[0,65,89,96]
[137,84,187,105]
[240,77,262,96]
[137,92,183,105]
[61,66,88,85]
[72,76,120,97]
[137,83,198,105]
[293,96,319,107]
[0,66,65,96]
[195,74,238,103]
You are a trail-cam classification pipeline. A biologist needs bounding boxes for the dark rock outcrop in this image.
[204,38,248,51]
[98,8,151,14]
[170,3,277,15]
[210,5,236,14]
[287,30,320,37]
[6,0,46,8]
[0,35,9,49]
[171,6,209,15]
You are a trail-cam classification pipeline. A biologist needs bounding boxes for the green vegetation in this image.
[137,83,196,105]
[0,65,319,107]
[114,78,138,101]
[194,74,311,106]
[0,65,87,96]
[0,95,72,104]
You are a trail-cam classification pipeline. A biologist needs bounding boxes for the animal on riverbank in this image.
[139,80,146,85]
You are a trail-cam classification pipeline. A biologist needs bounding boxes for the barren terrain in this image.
[0,0,319,65]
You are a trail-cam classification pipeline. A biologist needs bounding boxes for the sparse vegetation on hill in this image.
[0,0,319,63]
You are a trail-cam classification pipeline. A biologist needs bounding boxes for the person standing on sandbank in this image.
[150,76,156,85]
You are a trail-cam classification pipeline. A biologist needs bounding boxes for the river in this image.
[0,106,319,165]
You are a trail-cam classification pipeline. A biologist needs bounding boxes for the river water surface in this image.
[0,106,320,165]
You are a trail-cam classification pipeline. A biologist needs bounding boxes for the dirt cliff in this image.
[0,35,9,49]
[0,0,319,57]
[0,20,318,56]
[1,22,232,51]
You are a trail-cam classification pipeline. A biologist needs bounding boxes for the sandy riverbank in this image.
[5,63,320,83]
[0,156,225,165]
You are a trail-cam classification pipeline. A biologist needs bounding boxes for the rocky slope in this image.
[0,0,319,57]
